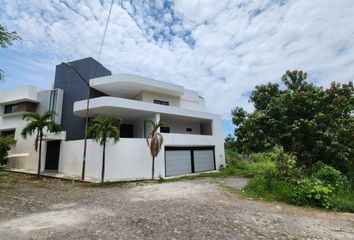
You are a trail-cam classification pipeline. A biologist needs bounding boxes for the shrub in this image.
[243,175,293,202]
[225,148,243,166]
[311,163,350,193]
[291,178,334,209]
[0,136,14,166]
[244,148,353,210]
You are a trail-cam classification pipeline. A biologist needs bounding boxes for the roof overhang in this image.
[90,74,184,98]
[73,97,218,122]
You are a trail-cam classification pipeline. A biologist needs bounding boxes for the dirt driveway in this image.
[0,173,353,240]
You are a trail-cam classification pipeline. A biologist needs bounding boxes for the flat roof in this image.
[90,74,185,98]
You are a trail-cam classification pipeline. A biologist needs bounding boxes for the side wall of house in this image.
[57,116,225,181]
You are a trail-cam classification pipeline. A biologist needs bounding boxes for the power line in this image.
[93,0,114,78]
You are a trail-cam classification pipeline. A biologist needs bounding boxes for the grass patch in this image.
[243,176,294,203]
[242,173,354,213]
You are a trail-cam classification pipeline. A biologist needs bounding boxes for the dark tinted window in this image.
[153,100,169,106]
[160,127,170,133]
[0,129,15,138]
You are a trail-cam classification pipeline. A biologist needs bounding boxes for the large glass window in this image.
[49,90,58,113]
[4,104,19,114]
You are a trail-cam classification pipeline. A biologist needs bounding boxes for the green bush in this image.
[242,148,352,211]
[291,178,334,209]
[332,191,354,212]
[0,136,14,166]
[311,163,350,193]
[243,175,293,202]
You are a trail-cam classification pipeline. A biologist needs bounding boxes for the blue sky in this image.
[1,0,354,137]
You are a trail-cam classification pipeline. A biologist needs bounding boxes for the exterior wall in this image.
[58,138,152,181]
[138,90,180,107]
[160,117,201,135]
[56,115,225,181]
[37,89,64,124]
[179,90,205,111]
[54,57,111,140]
[0,85,42,104]
[57,133,225,181]
[2,118,46,171]
[133,89,204,111]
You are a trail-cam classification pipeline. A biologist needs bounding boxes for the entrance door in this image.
[45,141,61,170]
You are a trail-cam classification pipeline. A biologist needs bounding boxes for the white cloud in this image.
[1,0,354,133]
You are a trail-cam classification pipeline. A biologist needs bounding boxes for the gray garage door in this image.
[165,147,215,177]
[194,150,215,172]
[165,150,192,177]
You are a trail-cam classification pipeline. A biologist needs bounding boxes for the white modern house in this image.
[0,58,225,181]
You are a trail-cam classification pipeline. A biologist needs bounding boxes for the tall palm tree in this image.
[21,111,60,178]
[145,120,164,180]
[88,115,121,183]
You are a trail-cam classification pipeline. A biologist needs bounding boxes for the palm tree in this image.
[88,115,121,183]
[145,120,164,180]
[21,111,60,178]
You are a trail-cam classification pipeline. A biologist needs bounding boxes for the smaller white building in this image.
[0,59,225,181]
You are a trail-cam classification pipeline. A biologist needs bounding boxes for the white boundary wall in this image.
[57,133,225,181]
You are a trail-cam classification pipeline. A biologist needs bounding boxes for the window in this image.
[160,127,170,133]
[3,102,37,114]
[49,90,58,113]
[49,90,58,121]
[186,128,193,132]
[4,104,19,114]
[153,99,169,106]
[0,129,15,139]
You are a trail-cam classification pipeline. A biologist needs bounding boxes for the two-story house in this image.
[0,57,225,181]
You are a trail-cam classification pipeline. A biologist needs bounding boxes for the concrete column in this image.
[155,113,160,133]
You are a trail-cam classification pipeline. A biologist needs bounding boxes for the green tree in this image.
[88,115,121,183]
[231,70,354,179]
[0,136,15,166]
[21,111,61,178]
[145,120,164,180]
[0,23,20,82]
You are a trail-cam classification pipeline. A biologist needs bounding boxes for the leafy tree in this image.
[224,134,236,151]
[0,136,15,166]
[145,120,164,180]
[0,23,20,82]
[231,70,354,180]
[88,115,121,183]
[21,111,61,178]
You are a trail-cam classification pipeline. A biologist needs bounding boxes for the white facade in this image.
[0,73,225,181]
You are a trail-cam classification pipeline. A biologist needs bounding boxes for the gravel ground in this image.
[0,172,353,240]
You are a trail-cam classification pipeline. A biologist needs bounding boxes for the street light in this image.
[61,62,90,181]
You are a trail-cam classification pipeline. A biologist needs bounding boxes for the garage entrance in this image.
[165,147,215,177]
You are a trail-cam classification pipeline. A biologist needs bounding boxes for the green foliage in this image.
[234,147,354,211]
[291,178,334,209]
[0,136,15,166]
[243,176,293,202]
[21,111,61,177]
[88,115,121,146]
[1,23,20,82]
[230,70,354,181]
[311,163,350,193]
[224,134,237,151]
[88,115,121,183]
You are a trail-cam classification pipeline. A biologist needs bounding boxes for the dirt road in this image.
[0,173,353,239]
